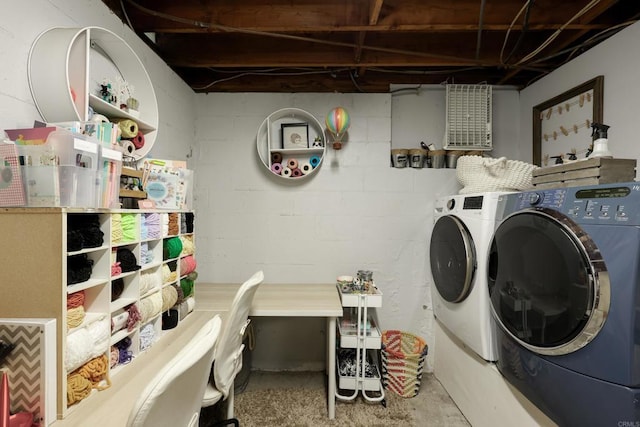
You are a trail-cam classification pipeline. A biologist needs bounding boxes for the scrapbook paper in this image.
[0,144,26,207]
[0,318,56,426]
[145,171,180,209]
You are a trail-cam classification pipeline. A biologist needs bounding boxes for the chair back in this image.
[127,315,222,427]
[213,270,264,399]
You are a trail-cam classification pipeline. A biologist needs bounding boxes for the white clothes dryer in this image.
[429,192,512,362]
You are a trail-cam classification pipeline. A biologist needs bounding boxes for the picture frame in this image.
[281,122,309,149]
[533,76,604,166]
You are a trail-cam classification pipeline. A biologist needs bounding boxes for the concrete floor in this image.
[243,371,471,426]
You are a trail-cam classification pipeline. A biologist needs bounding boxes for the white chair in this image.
[201,270,264,427]
[127,315,223,427]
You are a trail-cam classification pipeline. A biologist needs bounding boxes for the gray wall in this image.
[519,21,640,164]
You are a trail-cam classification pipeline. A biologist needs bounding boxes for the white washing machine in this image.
[429,192,512,362]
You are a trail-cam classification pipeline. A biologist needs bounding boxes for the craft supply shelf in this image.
[28,26,158,160]
[119,167,147,199]
[0,208,196,420]
[335,285,385,404]
[256,108,326,179]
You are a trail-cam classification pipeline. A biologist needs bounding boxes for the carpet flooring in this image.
[234,387,411,427]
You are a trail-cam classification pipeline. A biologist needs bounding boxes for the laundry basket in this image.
[381,330,428,398]
[456,155,538,194]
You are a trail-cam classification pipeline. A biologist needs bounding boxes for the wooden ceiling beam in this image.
[133,23,612,34]
[99,0,640,92]
[109,0,611,33]
[356,0,385,75]
[155,33,498,68]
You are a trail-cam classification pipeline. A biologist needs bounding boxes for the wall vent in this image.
[445,84,492,150]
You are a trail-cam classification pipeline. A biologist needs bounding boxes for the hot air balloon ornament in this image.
[325,107,351,149]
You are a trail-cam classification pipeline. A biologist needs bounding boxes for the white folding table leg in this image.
[328,316,336,419]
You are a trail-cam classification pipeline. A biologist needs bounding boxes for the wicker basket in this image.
[381,330,428,398]
[456,155,538,194]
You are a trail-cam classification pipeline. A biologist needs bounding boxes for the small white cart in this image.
[335,284,386,406]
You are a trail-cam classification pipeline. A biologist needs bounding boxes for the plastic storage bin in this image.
[381,330,428,398]
[19,130,101,207]
[47,130,100,208]
[18,144,60,207]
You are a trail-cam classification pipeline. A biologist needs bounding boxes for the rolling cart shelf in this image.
[339,287,383,307]
[338,314,381,349]
[338,364,382,391]
[335,284,385,406]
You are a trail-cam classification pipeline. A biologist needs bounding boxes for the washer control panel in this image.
[510,183,640,225]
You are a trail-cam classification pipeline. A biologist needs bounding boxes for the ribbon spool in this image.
[287,158,299,169]
[309,155,321,168]
[291,168,303,177]
[131,131,145,149]
[114,119,138,139]
[300,162,313,174]
[270,163,283,175]
[120,140,136,155]
[271,152,283,164]
[281,167,292,178]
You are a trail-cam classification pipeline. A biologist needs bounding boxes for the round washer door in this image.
[487,207,610,356]
[430,215,476,303]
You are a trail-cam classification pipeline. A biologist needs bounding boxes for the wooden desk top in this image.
[196,283,344,317]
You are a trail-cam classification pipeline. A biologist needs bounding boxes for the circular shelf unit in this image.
[256,108,326,179]
[28,26,158,160]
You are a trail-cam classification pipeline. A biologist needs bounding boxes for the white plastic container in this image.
[47,130,101,208]
[18,144,60,207]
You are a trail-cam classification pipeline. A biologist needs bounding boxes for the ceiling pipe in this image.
[475,0,487,60]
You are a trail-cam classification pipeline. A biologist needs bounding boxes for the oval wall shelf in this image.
[28,26,158,160]
[256,108,326,180]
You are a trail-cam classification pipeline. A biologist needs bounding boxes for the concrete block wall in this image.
[193,92,461,370]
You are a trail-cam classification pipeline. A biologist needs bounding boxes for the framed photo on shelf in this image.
[281,122,309,149]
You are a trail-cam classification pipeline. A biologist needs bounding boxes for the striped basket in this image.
[381,330,428,398]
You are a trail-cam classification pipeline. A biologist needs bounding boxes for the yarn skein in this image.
[77,354,112,391]
[180,278,194,299]
[180,235,195,255]
[67,291,85,309]
[126,304,142,331]
[67,306,86,329]
[109,346,119,368]
[163,237,183,260]
[179,255,197,275]
[67,373,91,405]
[161,286,178,312]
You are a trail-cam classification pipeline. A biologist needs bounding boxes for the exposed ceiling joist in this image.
[101,0,640,92]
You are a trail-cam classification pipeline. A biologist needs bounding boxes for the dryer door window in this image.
[488,208,609,356]
[430,215,476,303]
